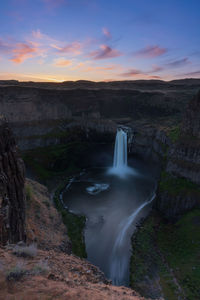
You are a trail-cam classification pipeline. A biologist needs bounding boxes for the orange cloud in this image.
[89,45,122,60]
[54,58,72,67]
[11,43,37,63]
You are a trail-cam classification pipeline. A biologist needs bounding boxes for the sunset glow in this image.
[0,0,200,82]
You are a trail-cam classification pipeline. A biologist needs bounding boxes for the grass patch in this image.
[159,171,200,196]
[32,260,49,275]
[54,184,87,258]
[168,126,181,143]
[22,142,89,182]
[25,184,33,204]
[130,209,200,299]
[157,209,200,299]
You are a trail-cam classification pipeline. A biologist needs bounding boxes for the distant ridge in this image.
[0,78,199,90]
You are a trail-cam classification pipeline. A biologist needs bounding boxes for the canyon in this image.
[0,79,200,299]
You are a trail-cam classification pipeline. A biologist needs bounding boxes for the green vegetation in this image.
[54,183,87,258]
[130,209,200,300]
[23,142,89,182]
[24,126,83,141]
[168,125,181,143]
[159,171,200,196]
[25,184,33,203]
[32,260,49,275]
[6,263,27,281]
[12,244,37,258]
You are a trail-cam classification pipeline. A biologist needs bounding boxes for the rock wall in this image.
[0,119,26,244]
[0,80,198,150]
[166,90,200,184]
[155,90,200,218]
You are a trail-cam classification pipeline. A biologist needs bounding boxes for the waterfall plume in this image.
[108,128,134,178]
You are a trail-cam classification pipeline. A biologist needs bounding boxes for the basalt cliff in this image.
[0,119,26,245]
[0,79,199,150]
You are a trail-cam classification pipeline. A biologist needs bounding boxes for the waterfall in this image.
[113,129,128,168]
[108,128,134,178]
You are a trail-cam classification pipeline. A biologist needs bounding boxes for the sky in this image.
[0,0,200,82]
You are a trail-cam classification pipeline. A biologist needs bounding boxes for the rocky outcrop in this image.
[0,119,26,244]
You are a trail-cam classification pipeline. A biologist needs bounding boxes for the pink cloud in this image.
[165,57,190,68]
[148,75,161,79]
[89,45,122,60]
[120,68,143,77]
[151,65,164,73]
[10,43,37,63]
[134,45,167,58]
[102,27,112,39]
[120,67,163,78]
[57,42,82,55]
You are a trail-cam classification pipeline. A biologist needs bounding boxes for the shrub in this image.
[25,184,33,202]
[13,244,37,258]
[168,126,181,143]
[32,260,49,275]
[6,262,27,281]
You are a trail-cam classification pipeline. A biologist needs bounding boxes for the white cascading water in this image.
[110,191,156,285]
[108,128,134,178]
[114,128,128,168]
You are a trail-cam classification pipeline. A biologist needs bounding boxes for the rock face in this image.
[155,90,200,218]
[182,90,200,138]
[166,90,200,184]
[0,79,199,150]
[0,119,26,244]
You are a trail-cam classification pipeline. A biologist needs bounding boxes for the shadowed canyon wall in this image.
[155,91,200,218]
[0,79,199,150]
[0,119,26,245]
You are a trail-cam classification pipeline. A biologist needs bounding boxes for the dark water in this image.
[63,154,158,286]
